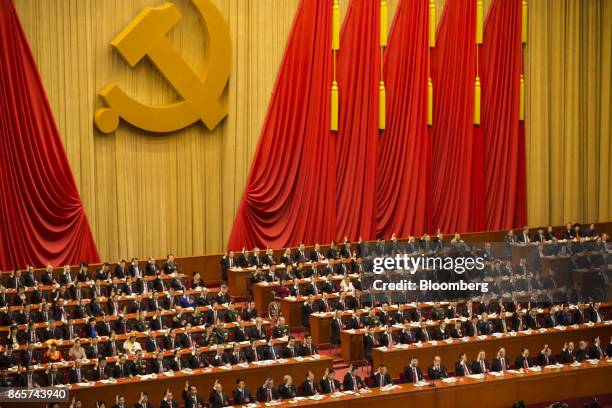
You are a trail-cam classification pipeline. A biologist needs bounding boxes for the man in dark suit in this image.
[91,357,111,381]
[363,327,379,361]
[403,357,424,383]
[300,370,319,396]
[514,348,533,369]
[538,345,557,366]
[134,392,154,408]
[257,378,280,402]
[44,365,63,386]
[20,365,40,387]
[232,379,255,404]
[343,366,366,391]
[281,337,299,359]
[427,356,449,379]
[21,342,40,366]
[278,375,298,399]
[244,341,263,363]
[68,360,87,384]
[293,244,309,264]
[151,351,169,374]
[208,381,229,408]
[182,381,206,408]
[560,341,577,363]
[113,354,133,379]
[160,390,180,408]
[455,353,472,376]
[263,342,280,361]
[300,335,318,356]
[371,364,392,387]
[319,369,341,394]
[589,337,605,360]
[471,350,490,374]
[186,349,210,369]
[490,348,510,372]
[398,324,415,344]
[329,311,345,346]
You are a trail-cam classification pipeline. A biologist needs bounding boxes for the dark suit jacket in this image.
[319,378,341,394]
[256,386,280,402]
[370,372,392,387]
[342,373,365,391]
[300,380,318,396]
[278,383,297,399]
[208,390,229,408]
[491,356,510,371]
[159,400,179,408]
[427,364,448,379]
[232,388,254,404]
[182,391,206,408]
[403,365,424,383]
[514,355,533,369]
[471,359,490,374]
[454,361,472,376]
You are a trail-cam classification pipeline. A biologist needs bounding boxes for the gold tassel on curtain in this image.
[474,76,481,125]
[380,0,388,47]
[379,81,386,129]
[429,0,436,47]
[519,74,525,121]
[330,0,340,131]
[332,0,340,50]
[521,0,527,43]
[331,81,339,130]
[379,0,387,130]
[476,0,483,44]
[427,77,433,125]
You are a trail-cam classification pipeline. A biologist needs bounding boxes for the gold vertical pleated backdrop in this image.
[12,0,610,261]
[526,0,612,227]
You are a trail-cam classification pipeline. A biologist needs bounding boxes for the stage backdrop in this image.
[11,0,612,261]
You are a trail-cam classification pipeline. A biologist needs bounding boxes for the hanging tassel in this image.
[521,0,527,43]
[474,76,481,125]
[380,0,388,47]
[476,0,483,44]
[332,0,340,50]
[331,81,339,131]
[427,77,433,125]
[429,0,436,48]
[379,81,386,130]
[519,74,525,121]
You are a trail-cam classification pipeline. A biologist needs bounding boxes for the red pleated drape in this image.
[226,0,336,250]
[0,0,99,270]
[481,0,527,229]
[335,0,380,241]
[431,0,485,233]
[376,0,431,238]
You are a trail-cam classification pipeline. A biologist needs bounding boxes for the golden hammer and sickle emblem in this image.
[94,0,231,133]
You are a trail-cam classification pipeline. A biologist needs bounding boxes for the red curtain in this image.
[376,0,431,238]
[335,0,380,241]
[226,0,336,250]
[481,0,527,229]
[0,0,99,270]
[431,0,485,233]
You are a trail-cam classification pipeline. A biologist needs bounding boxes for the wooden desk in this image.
[253,282,278,312]
[280,297,304,328]
[310,313,332,345]
[227,268,251,298]
[67,355,333,408]
[372,322,612,378]
[434,360,612,408]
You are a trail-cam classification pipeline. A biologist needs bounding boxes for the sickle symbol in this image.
[94,0,231,133]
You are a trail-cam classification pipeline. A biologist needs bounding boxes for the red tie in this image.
[413,367,418,383]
